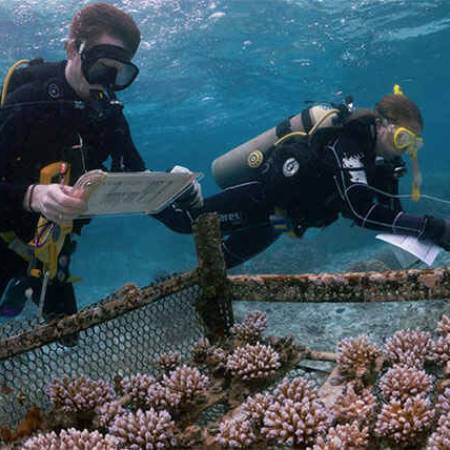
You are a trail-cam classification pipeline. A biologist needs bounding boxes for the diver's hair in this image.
[375,94,423,131]
[68,3,141,56]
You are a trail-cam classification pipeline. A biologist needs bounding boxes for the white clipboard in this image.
[74,170,199,217]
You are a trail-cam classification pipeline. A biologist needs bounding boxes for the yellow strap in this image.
[1,59,30,106]
[273,108,340,146]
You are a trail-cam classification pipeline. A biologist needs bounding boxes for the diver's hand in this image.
[425,216,450,251]
[437,219,450,251]
[170,165,203,209]
[25,184,87,224]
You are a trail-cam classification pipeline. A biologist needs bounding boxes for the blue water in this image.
[1,0,449,307]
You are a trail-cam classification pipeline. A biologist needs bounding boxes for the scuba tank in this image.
[212,99,354,189]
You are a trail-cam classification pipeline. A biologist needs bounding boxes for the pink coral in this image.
[261,377,331,447]
[192,338,212,364]
[206,347,228,371]
[94,400,126,428]
[427,413,450,450]
[241,393,274,425]
[336,335,381,381]
[436,388,450,416]
[384,329,433,368]
[230,311,268,344]
[274,376,316,402]
[431,336,450,367]
[109,408,177,449]
[120,373,156,406]
[22,428,118,449]
[146,382,182,411]
[333,383,377,426]
[226,343,280,381]
[157,351,182,372]
[312,423,369,450]
[47,376,115,413]
[375,396,434,446]
[261,397,331,447]
[215,417,257,449]
[162,365,209,404]
[437,315,450,337]
[379,366,433,402]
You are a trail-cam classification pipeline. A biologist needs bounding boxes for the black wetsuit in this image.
[158,116,447,268]
[0,60,181,318]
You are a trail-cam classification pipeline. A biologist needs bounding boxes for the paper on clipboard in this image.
[74,170,199,217]
[376,233,442,267]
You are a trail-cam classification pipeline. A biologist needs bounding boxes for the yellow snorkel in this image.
[392,84,422,202]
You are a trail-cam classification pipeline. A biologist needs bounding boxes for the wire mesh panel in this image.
[0,284,205,428]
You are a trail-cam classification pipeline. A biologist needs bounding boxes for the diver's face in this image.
[376,122,399,160]
[66,34,128,99]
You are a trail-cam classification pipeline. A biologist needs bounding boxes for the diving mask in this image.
[389,124,424,202]
[80,43,139,91]
[392,126,424,155]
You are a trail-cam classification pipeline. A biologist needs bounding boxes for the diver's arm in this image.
[332,137,447,245]
[0,111,36,229]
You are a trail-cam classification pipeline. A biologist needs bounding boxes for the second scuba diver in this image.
[160,86,450,268]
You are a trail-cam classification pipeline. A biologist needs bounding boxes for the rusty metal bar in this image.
[0,271,199,361]
[193,213,234,342]
[229,268,450,302]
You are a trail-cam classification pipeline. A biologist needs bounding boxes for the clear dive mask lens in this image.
[80,44,139,91]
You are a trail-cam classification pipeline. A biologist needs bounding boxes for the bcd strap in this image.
[275,116,293,138]
[301,107,314,134]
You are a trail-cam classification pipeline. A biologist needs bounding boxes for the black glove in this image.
[425,217,450,251]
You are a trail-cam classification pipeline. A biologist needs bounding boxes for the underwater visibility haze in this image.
[1,0,450,307]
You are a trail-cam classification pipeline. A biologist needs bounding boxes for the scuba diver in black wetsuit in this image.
[158,86,450,268]
[0,3,201,338]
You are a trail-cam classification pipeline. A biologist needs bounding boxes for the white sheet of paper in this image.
[74,170,197,216]
[376,233,442,267]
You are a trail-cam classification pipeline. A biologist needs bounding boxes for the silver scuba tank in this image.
[211,104,341,189]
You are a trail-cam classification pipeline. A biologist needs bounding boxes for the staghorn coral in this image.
[226,343,280,381]
[436,388,450,416]
[375,396,434,446]
[312,423,370,450]
[437,315,450,337]
[47,376,115,414]
[146,382,182,411]
[230,311,268,344]
[109,408,177,449]
[120,373,156,406]
[333,383,377,426]
[261,395,331,447]
[94,400,126,428]
[215,417,257,449]
[427,413,450,450]
[162,365,209,404]
[431,336,450,367]
[240,393,274,426]
[21,428,118,449]
[379,366,433,402]
[384,329,433,368]
[156,351,182,372]
[336,335,381,381]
